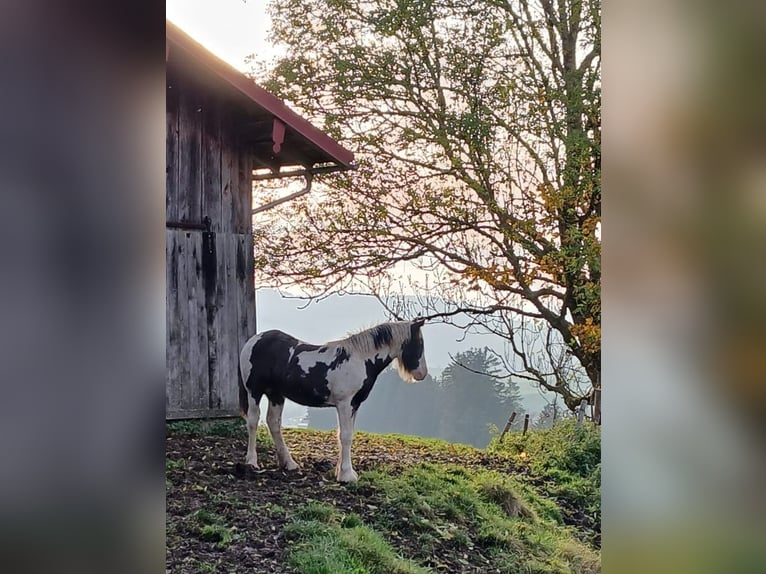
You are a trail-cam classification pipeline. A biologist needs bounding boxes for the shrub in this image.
[491,419,600,480]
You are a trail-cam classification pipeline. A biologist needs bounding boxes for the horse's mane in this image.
[336,321,413,355]
[330,321,419,381]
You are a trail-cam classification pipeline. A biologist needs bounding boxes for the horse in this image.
[238,319,427,482]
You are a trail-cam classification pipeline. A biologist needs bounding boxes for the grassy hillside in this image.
[488,420,601,548]
[166,420,600,573]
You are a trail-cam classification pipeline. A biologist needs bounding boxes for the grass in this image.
[167,417,246,438]
[490,419,600,482]
[166,458,187,471]
[489,420,601,544]
[285,502,428,574]
[191,508,241,549]
[352,463,599,573]
[360,431,478,452]
[181,558,220,573]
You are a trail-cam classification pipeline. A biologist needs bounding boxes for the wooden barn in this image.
[166,22,354,419]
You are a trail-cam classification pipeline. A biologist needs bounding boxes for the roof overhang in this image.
[166,20,355,176]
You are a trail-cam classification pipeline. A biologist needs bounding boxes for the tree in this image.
[360,370,442,437]
[534,400,558,429]
[251,0,601,414]
[533,396,573,429]
[438,347,525,447]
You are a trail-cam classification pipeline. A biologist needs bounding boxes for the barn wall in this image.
[166,70,256,419]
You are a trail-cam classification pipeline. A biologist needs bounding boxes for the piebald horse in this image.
[238,319,427,482]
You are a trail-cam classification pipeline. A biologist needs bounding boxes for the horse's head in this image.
[397,318,428,381]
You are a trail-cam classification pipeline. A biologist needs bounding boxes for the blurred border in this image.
[0,2,165,572]
[604,0,766,571]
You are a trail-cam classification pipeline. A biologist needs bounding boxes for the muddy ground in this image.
[166,428,599,573]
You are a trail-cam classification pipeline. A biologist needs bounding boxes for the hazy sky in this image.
[166,0,276,71]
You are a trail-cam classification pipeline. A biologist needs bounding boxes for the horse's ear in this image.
[413,317,426,328]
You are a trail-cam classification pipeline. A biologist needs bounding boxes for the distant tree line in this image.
[306,347,526,448]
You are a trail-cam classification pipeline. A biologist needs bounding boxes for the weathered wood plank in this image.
[220,123,235,235]
[245,235,255,331]
[178,80,203,223]
[167,230,191,413]
[201,225,220,411]
[236,234,257,354]
[232,147,247,233]
[180,232,196,409]
[166,408,239,421]
[220,234,241,411]
[208,232,226,411]
[166,76,180,223]
[204,231,223,411]
[187,232,210,411]
[241,150,253,229]
[202,95,222,232]
[246,235,257,337]
[237,234,257,412]
[165,231,180,412]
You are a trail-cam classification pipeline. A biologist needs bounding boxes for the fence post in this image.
[593,387,601,425]
[522,413,530,435]
[498,412,517,442]
[576,398,588,426]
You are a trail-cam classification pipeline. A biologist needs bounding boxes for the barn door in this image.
[165,74,256,419]
[165,225,256,419]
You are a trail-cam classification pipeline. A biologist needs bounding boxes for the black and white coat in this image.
[238,319,427,482]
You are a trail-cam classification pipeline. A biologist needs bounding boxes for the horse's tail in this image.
[238,358,249,418]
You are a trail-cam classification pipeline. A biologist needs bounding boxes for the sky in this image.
[166,0,276,71]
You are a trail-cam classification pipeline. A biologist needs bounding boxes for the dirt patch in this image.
[166,428,598,573]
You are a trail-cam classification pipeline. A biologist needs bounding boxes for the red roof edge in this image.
[166,20,355,169]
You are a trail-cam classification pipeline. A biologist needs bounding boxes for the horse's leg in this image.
[266,399,299,471]
[245,396,261,468]
[335,401,358,483]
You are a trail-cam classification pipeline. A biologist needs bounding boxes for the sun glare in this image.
[166,0,275,72]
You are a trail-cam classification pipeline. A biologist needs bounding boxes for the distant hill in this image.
[255,288,555,417]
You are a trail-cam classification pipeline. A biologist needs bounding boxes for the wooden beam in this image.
[252,163,355,181]
[166,408,240,420]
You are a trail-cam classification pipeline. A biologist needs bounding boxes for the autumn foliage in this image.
[250,0,601,414]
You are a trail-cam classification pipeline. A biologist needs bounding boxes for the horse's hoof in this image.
[336,469,359,483]
[282,460,299,471]
[245,462,260,471]
[233,462,260,478]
